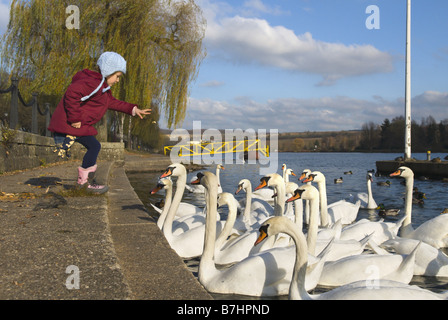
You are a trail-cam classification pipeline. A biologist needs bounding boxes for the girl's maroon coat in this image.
[48,69,136,136]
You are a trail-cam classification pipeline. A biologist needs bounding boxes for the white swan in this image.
[339,216,404,245]
[382,237,448,277]
[235,179,272,232]
[196,171,332,296]
[299,169,312,223]
[214,192,269,265]
[254,173,287,217]
[185,164,225,193]
[255,216,448,300]
[304,171,360,226]
[317,242,419,287]
[285,181,304,228]
[286,187,372,262]
[391,166,448,249]
[150,178,204,232]
[159,163,225,259]
[282,165,296,183]
[350,172,378,209]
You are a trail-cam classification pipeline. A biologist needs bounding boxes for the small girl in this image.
[48,52,151,193]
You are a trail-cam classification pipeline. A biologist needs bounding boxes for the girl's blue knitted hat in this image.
[97,51,127,78]
[81,52,126,102]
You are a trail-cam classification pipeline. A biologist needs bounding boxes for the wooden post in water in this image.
[404,0,412,160]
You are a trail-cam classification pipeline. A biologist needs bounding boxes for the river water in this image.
[128,152,448,299]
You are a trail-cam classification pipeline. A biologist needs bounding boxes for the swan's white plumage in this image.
[197,171,331,296]
[256,216,448,300]
[391,166,448,249]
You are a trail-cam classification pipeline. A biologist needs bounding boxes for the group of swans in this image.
[256,216,448,300]
[151,162,448,299]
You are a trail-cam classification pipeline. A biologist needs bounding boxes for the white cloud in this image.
[199,80,225,87]
[179,91,448,132]
[202,6,394,85]
[242,0,288,16]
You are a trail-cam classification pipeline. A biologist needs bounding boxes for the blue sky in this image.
[1,0,447,132]
[182,0,448,132]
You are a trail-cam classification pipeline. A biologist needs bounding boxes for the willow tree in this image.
[1,0,206,146]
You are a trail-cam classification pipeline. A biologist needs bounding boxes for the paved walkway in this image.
[0,152,211,300]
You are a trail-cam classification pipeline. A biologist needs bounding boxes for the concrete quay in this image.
[0,152,212,300]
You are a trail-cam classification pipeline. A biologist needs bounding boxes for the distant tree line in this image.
[278,130,362,152]
[358,116,448,152]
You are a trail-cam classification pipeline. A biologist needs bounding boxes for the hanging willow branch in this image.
[1,0,206,134]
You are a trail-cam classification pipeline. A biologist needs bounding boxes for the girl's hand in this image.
[71,122,81,129]
[134,108,152,119]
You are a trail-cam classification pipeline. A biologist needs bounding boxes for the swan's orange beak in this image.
[390,169,401,177]
[150,184,163,194]
[235,184,243,195]
[291,171,296,177]
[160,167,173,178]
[303,176,313,183]
[286,192,301,203]
[254,179,267,191]
[254,229,268,246]
[191,178,200,185]
[299,172,307,180]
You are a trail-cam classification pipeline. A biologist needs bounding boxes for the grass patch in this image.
[58,186,105,198]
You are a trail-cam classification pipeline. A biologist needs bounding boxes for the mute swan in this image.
[351,172,378,209]
[196,171,332,296]
[339,216,404,245]
[317,242,419,287]
[255,216,448,300]
[214,192,272,265]
[287,188,372,262]
[254,173,287,217]
[390,166,448,249]
[250,170,276,202]
[150,178,204,232]
[304,171,360,226]
[282,165,296,183]
[285,181,304,228]
[208,179,285,266]
[235,179,273,231]
[159,163,225,259]
[299,169,312,223]
[382,238,448,277]
[185,164,225,193]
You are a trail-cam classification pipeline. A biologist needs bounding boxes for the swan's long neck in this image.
[157,185,173,229]
[274,181,286,216]
[401,175,414,236]
[294,198,304,228]
[243,185,253,222]
[367,178,376,208]
[216,167,221,186]
[199,177,219,283]
[162,172,186,242]
[215,197,237,250]
[283,220,311,300]
[306,197,319,256]
[317,180,329,227]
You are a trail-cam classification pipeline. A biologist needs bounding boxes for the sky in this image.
[0,0,447,133]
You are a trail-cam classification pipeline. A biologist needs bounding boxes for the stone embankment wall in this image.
[0,130,124,173]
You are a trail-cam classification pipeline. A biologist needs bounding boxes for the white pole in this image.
[404,0,412,160]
